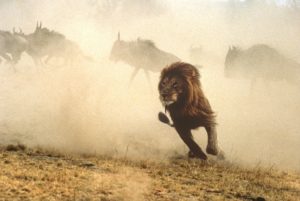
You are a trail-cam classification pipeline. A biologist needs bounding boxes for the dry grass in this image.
[0,145,299,201]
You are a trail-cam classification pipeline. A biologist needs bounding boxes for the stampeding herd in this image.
[1,22,299,89]
[0,22,93,68]
[1,22,300,161]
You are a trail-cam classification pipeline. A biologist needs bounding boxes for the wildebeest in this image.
[0,28,28,66]
[110,33,180,84]
[26,22,93,66]
[224,44,300,89]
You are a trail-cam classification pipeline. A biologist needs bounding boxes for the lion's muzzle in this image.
[159,92,177,106]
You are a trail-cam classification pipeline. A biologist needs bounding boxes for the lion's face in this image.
[158,75,185,106]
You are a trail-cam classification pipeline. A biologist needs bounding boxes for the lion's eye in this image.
[161,80,167,86]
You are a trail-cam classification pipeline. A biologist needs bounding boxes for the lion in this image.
[158,62,224,160]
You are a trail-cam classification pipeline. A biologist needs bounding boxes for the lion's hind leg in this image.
[205,126,225,159]
[205,126,219,155]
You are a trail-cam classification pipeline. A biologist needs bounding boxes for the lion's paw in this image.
[217,150,226,160]
[188,150,196,158]
[188,150,208,160]
[206,146,219,156]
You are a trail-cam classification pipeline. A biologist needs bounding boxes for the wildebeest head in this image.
[224,46,241,78]
[33,22,52,39]
[109,32,127,62]
[9,27,28,63]
[26,22,51,48]
[31,22,63,43]
[12,27,25,37]
[29,22,65,49]
[34,21,44,33]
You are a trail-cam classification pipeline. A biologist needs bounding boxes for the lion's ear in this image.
[160,66,170,78]
[191,68,200,79]
[192,70,197,77]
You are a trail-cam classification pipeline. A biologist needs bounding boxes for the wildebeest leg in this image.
[129,67,140,85]
[32,57,40,66]
[175,126,207,160]
[34,59,40,66]
[143,69,152,86]
[10,57,18,72]
[45,55,52,64]
[10,63,17,72]
[0,53,12,63]
[35,58,44,67]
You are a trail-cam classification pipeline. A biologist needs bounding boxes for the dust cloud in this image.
[0,0,299,171]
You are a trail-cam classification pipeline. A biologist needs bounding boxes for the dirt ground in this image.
[0,144,299,201]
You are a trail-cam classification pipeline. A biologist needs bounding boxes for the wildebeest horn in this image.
[37,21,41,29]
[117,31,120,41]
[36,21,40,31]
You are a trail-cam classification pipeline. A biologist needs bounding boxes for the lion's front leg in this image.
[175,126,207,160]
[205,126,224,159]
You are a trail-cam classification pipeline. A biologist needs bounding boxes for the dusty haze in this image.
[0,0,299,171]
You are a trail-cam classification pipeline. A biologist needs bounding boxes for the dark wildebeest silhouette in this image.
[224,44,300,90]
[26,22,92,66]
[25,22,65,65]
[110,33,180,84]
[0,28,28,67]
